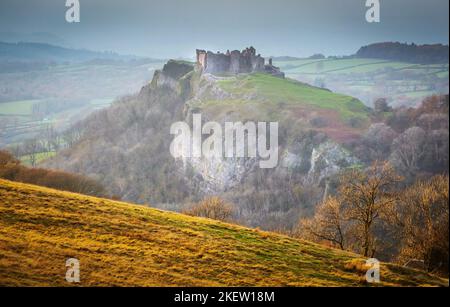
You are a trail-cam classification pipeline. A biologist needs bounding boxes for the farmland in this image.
[0,60,165,149]
[274,57,449,108]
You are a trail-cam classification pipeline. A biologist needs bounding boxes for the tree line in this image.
[0,150,105,197]
[297,162,448,276]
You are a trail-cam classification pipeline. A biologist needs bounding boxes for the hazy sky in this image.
[0,0,448,58]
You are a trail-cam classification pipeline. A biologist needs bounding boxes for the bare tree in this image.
[339,162,402,257]
[183,196,234,222]
[24,138,40,167]
[395,175,449,274]
[46,125,62,152]
[298,196,346,250]
[373,98,392,113]
[361,123,397,161]
[390,126,426,175]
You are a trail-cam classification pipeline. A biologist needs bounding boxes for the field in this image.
[217,74,369,120]
[275,58,449,76]
[0,178,447,287]
[0,60,165,148]
[0,98,113,148]
[0,99,38,116]
[274,58,449,108]
[19,151,56,166]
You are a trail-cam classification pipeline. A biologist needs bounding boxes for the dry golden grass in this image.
[0,179,447,287]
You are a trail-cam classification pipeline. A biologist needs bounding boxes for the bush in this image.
[183,196,234,222]
[0,150,105,197]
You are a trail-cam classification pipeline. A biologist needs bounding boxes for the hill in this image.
[0,178,447,287]
[0,41,135,63]
[0,32,69,47]
[190,71,370,142]
[44,60,370,229]
[355,42,449,64]
[0,46,166,147]
[274,56,449,107]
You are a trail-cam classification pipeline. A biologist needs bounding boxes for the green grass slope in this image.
[0,179,447,287]
[216,74,369,120]
[272,57,449,108]
[189,72,371,143]
[274,58,449,77]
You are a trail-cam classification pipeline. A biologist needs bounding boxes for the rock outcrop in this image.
[45,59,364,230]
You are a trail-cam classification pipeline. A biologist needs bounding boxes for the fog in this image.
[0,0,448,58]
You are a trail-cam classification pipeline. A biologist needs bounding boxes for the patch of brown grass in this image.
[0,179,447,287]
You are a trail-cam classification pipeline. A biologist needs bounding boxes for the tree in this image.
[0,150,21,180]
[298,196,346,250]
[390,126,426,175]
[394,175,449,274]
[183,196,234,222]
[1,150,105,197]
[24,138,40,167]
[339,162,402,257]
[298,162,403,257]
[0,150,18,166]
[373,98,391,113]
[360,123,397,162]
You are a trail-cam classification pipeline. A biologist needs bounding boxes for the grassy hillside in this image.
[273,57,449,108]
[0,179,447,287]
[274,58,448,77]
[216,74,369,120]
[191,72,370,143]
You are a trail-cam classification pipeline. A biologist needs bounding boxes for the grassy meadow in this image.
[190,73,370,143]
[217,74,369,120]
[274,57,449,107]
[0,178,447,287]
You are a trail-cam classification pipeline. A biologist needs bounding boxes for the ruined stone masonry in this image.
[196,47,285,78]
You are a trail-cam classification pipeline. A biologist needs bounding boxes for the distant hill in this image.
[0,32,70,47]
[274,53,449,108]
[0,41,138,63]
[1,178,447,286]
[355,42,449,64]
[271,56,303,61]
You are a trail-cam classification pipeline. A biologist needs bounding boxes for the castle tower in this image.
[196,47,277,76]
[196,49,207,70]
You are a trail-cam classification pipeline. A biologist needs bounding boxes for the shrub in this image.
[0,150,105,197]
[183,196,234,222]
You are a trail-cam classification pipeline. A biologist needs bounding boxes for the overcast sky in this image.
[0,0,448,58]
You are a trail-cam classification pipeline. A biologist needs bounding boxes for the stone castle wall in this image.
[197,47,265,75]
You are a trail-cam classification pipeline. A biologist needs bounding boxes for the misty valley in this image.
[0,0,448,290]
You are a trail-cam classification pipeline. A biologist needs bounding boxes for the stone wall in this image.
[205,51,231,74]
[197,47,266,75]
[196,47,283,78]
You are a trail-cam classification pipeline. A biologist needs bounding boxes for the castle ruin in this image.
[196,47,284,78]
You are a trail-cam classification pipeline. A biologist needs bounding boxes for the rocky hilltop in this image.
[45,58,370,229]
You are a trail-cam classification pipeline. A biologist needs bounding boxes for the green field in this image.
[185,72,371,143]
[0,97,115,147]
[273,58,449,108]
[275,58,448,76]
[19,151,57,166]
[0,60,165,147]
[215,73,369,121]
[0,99,39,116]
